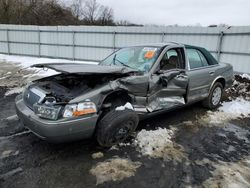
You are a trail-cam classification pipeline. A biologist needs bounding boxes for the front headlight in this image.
[33,104,62,120]
[63,101,97,118]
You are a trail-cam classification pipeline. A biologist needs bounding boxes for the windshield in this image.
[100,46,162,72]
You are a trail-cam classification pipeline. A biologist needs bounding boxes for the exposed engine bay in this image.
[25,73,123,107]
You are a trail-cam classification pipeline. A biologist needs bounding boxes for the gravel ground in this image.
[0,62,249,188]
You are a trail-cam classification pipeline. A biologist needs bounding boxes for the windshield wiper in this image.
[112,54,134,69]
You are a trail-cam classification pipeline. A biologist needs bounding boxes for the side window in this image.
[197,50,209,66]
[187,49,204,69]
[160,48,184,70]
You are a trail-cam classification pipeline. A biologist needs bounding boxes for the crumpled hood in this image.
[32,63,139,75]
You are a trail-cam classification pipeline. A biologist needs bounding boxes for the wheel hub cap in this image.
[212,87,222,106]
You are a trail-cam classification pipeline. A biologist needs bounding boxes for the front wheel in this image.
[202,82,223,109]
[96,109,139,147]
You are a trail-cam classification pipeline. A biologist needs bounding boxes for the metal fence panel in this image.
[0,24,250,73]
[0,42,8,53]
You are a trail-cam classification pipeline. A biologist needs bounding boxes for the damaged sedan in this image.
[15,43,234,146]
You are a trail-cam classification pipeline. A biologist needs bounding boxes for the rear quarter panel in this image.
[214,63,234,89]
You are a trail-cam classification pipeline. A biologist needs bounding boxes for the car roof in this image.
[131,42,182,48]
[128,42,201,49]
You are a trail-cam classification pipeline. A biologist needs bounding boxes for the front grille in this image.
[23,87,46,110]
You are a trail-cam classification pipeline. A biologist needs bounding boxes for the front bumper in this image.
[15,96,99,143]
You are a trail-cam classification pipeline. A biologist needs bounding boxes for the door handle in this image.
[209,71,215,75]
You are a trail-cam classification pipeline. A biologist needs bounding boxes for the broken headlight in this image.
[63,101,97,118]
[33,104,62,120]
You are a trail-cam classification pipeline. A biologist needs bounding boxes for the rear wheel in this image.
[96,109,139,147]
[202,82,223,109]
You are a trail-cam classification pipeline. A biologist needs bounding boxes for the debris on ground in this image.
[90,158,141,185]
[134,127,186,162]
[225,74,250,100]
[91,152,104,159]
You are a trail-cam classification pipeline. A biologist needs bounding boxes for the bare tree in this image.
[71,0,84,20]
[98,5,114,25]
[0,0,79,25]
[82,0,100,24]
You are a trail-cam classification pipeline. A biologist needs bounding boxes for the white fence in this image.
[0,24,250,73]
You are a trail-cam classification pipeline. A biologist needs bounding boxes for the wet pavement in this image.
[0,62,249,188]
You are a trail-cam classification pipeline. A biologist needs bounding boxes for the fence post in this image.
[38,30,41,57]
[6,29,10,55]
[113,31,116,51]
[217,31,224,61]
[161,32,165,42]
[72,31,75,61]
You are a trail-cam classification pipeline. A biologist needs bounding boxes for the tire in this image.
[96,109,139,147]
[202,82,223,109]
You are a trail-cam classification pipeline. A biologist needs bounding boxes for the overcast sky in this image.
[64,0,250,26]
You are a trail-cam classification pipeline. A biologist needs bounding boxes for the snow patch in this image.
[219,98,250,117]
[202,98,250,125]
[0,54,97,77]
[134,128,186,162]
[115,102,134,111]
[202,157,250,188]
[90,158,141,185]
[91,152,104,159]
[4,87,23,96]
[241,73,250,80]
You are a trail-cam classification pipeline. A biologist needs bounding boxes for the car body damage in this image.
[15,42,234,144]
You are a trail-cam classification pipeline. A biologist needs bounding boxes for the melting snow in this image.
[4,87,23,96]
[241,73,250,80]
[91,152,104,159]
[219,98,250,117]
[134,127,186,162]
[202,98,250,125]
[201,157,250,188]
[90,158,141,185]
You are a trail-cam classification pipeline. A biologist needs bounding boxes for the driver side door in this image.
[147,47,189,112]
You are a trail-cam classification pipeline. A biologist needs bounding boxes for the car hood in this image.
[32,63,139,75]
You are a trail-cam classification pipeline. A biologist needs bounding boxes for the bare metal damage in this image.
[30,63,189,114]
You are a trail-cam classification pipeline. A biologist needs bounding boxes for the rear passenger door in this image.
[186,48,217,102]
